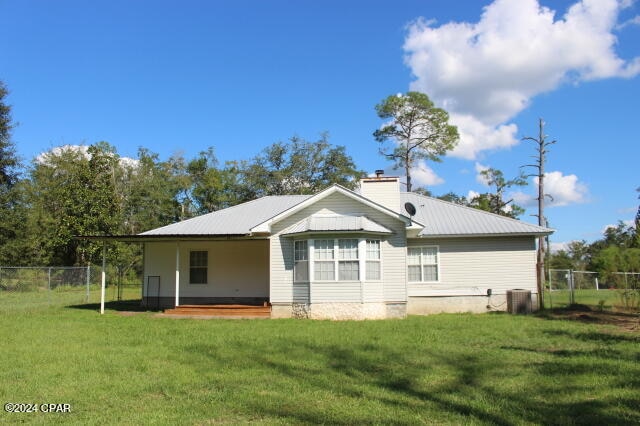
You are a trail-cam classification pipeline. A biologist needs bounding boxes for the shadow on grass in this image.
[66,299,160,312]
[536,305,639,333]
[182,333,639,425]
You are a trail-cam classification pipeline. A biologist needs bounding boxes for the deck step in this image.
[164,304,271,317]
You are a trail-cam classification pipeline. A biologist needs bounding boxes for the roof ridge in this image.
[402,192,551,231]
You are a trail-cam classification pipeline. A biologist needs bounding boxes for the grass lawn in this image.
[0,296,638,425]
[545,289,631,310]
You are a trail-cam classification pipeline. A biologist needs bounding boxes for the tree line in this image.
[1,81,637,278]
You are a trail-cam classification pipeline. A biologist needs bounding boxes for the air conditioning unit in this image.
[506,289,532,314]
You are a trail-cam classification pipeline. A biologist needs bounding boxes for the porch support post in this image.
[100,242,106,315]
[175,242,180,307]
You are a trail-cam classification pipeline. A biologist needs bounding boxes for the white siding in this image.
[270,191,407,304]
[310,281,361,303]
[144,240,269,298]
[362,281,384,302]
[407,237,537,296]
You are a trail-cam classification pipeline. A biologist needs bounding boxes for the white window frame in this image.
[189,250,208,285]
[313,239,336,281]
[365,239,382,281]
[309,238,378,282]
[337,238,359,281]
[407,245,440,283]
[293,240,309,282]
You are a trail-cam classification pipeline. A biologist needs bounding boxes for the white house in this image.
[136,175,552,319]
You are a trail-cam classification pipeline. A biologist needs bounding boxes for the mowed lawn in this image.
[0,296,638,425]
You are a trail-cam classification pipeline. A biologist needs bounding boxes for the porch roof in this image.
[139,195,311,236]
[281,214,393,236]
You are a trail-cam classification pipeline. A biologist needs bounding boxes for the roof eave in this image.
[75,233,262,242]
[282,230,394,237]
[414,231,554,238]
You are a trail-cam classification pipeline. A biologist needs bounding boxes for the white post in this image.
[358,239,366,304]
[175,243,180,307]
[86,265,91,302]
[100,243,106,314]
[595,276,599,291]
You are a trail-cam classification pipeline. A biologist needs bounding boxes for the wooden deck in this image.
[163,304,271,318]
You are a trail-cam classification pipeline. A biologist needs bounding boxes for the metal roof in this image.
[281,215,393,236]
[137,186,552,238]
[140,195,311,236]
[400,193,553,237]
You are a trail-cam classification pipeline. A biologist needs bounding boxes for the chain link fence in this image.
[547,269,640,311]
[0,266,142,312]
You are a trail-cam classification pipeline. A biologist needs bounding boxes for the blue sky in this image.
[1,0,638,247]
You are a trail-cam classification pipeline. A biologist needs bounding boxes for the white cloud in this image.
[474,162,491,185]
[511,170,589,207]
[467,190,480,200]
[549,241,570,253]
[410,160,445,187]
[36,144,139,168]
[36,145,90,164]
[617,14,640,29]
[601,220,635,234]
[404,0,640,160]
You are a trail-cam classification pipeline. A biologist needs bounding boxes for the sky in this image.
[1,0,639,248]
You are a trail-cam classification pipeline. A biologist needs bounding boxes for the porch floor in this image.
[163,304,271,318]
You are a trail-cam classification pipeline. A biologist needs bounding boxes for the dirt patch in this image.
[543,305,640,333]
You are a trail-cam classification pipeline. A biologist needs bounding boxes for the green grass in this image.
[0,295,638,424]
[0,285,141,313]
[546,289,638,311]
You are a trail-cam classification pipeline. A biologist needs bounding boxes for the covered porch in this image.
[142,238,270,310]
[82,235,271,316]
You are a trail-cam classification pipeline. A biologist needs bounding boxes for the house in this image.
[137,175,552,319]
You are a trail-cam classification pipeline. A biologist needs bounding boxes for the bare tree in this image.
[522,118,555,309]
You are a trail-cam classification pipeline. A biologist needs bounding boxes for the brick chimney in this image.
[359,171,401,213]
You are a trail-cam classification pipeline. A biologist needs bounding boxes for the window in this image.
[338,239,359,280]
[312,238,361,281]
[189,251,208,284]
[366,239,381,280]
[294,240,309,282]
[407,246,439,282]
[314,239,335,280]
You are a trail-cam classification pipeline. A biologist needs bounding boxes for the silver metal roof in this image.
[140,195,311,236]
[138,185,552,238]
[400,192,553,237]
[281,215,393,236]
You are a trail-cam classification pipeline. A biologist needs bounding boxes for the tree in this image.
[0,81,26,264]
[436,191,468,205]
[186,148,245,214]
[240,134,365,199]
[120,147,181,234]
[469,168,527,218]
[635,187,640,248]
[522,118,556,309]
[26,143,121,265]
[0,82,18,188]
[373,92,458,192]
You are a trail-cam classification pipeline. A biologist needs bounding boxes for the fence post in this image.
[86,265,90,303]
[48,267,52,306]
[569,270,575,305]
[547,267,552,309]
[624,272,629,290]
[595,276,599,291]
